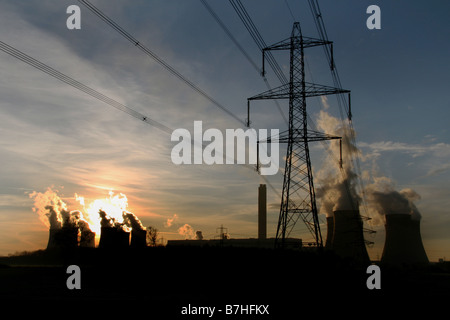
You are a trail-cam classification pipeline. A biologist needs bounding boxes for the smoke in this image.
[178,223,195,239]
[29,187,92,231]
[99,209,113,228]
[166,215,197,239]
[29,187,67,228]
[313,98,424,227]
[30,187,149,235]
[195,231,204,240]
[98,209,130,232]
[315,107,361,216]
[76,214,92,233]
[124,211,146,231]
[365,176,422,222]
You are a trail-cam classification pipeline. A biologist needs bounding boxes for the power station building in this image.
[167,184,302,250]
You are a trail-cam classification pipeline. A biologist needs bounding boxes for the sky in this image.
[0,0,448,261]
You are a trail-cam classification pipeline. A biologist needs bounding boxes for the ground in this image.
[1,247,449,317]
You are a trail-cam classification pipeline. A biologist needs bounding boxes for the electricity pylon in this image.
[247,22,349,247]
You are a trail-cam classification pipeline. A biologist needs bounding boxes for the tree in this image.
[146,226,158,247]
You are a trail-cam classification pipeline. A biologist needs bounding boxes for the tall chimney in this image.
[258,184,267,240]
[381,214,428,266]
[331,210,370,264]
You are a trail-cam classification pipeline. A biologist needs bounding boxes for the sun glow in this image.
[76,190,129,235]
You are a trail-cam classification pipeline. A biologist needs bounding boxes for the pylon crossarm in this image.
[263,35,331,52]
[248,82,349,101]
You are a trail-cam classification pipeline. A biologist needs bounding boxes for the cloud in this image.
[426,163,450,177]
[358,141,450,159]
[358,141,427,158]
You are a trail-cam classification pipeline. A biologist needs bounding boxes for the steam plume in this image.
[178,224,195,239]
[365,177,422,223]
[124,211,146,231]
[165,214,178,227]
[315,108,361,215]
[314,99,423,227]
[29,187,92,231]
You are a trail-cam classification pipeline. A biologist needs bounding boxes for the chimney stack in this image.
[258,184,267,240]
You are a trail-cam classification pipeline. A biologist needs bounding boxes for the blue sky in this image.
[0,0,448,261]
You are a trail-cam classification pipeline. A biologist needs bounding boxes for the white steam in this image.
[365,177,422,223]
[313,101,423,225]
[315,107,361,216]
[178,223,195,239]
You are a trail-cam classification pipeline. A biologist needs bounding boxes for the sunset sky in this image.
[0,0,448,261]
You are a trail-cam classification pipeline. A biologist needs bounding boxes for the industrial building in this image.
[42,182,430,269]
[167,237,302,249]
[168,184,302,250]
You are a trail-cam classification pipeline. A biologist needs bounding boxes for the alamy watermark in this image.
[366,5,381,30]
[171,121,279,176]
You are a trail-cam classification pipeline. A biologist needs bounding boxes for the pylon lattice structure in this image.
[248,22,349,247]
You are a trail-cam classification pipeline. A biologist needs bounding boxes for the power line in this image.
[200,0,260,74]
[78,0,245,127]
[307,0,372,223]
[229,0,288,85]
[200,0,288,126]
[0,40,283,196]
[284,0,297,22]
[0,40,173,135]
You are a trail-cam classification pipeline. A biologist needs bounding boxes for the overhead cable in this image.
[200,0,288,125]
[229,0,288,85]
[78,0,246,127]
[0,40,173,135]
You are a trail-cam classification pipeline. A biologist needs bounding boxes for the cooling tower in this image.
[325,216,334,249]
[331,210,370,264]
[99,227,130,249]
[381,214,429,266]
[130,229,147,248]
[80,230,96,248]
[47,227,79,249]
[258,184,267,240]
